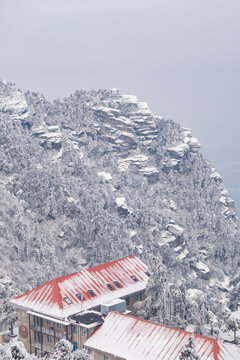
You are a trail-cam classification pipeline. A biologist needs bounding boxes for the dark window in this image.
[123,296,130,306]
[37,331,43,344]
[63,297,72,305]
[130,275,139,282]
[71,325,77,334]
[87,289,96,297]
[76,293,84,301]
[33,316,42,326]
[46,320,52,325]
[47,335,52,343]
[113,280,122,288]
[106,283,115,291]
[145,271,151,277]
[82,328,88,338]
[136,292,142,301]
[57,323,62,328]
[104,355,109,360]
[73,342,78,351]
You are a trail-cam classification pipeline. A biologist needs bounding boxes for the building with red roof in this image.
[11,255,149,357]
[84,311,240,360]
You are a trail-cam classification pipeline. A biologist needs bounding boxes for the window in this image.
[71,325,77,334]
[113,280,122,288]
[130,275,139,282]
[35,331,43,344]
[82,327,88,338]
[47,335,52,343]
[123,296,130,306]
[104,354,109,360]
[87,289,96,297]
[63,297,72,304]
[73,342,78,351]
[145,271,151,277]
[34,316,42,326]
[46,320,52,325]
[76,293,84,301]
[106,283,115,291]
[57,323,62,328]
[136,292,142,301]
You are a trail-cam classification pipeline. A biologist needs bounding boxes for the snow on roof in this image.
[85,311,240,360]
[11,255,148,320]
[100,298,125,307]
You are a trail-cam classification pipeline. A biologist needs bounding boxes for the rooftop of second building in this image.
[11,255,148,320]
[85,311,240,360]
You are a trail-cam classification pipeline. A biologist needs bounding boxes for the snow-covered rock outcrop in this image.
[32,125,62,149]
[91,92,159,179]
[115,197,132,216]
[192,261,211,280]
[0,80,29,120]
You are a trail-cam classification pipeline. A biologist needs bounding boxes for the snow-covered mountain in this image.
[0,80,239,329]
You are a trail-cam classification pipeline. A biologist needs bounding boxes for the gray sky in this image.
[1,0,240,210]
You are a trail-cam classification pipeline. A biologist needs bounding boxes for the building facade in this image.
[11,255,149,357]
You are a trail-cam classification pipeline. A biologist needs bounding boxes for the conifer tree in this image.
[179,335,199,360]
[135,257,170,324]
[51,339,73,360]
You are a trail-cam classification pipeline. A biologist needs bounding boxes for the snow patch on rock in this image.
[98,172,112,182]
[115,197,132,216]
[192,261,211,280]
[166,222,184,237]
[0,87,29,120]
[187,288,205,301]
[210,168,222,182]
[168,143,190,158]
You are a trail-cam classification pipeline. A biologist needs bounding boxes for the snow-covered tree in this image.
[72,348,94,360]
[170,281,187,329]
[229,270,240,311]
[179,335,199,360]
[50,340,94,360]
[51,339,73,360]
[226,317,240,344]
[135,257,170,324]
[5,341,28,360]
[0,344,8,360]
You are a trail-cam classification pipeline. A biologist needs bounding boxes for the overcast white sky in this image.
[1,0,240,209]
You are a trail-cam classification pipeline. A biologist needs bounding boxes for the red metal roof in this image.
[11,255,148,319]
[85,311,240,360]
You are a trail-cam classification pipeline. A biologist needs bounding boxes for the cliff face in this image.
[0,80,239,328]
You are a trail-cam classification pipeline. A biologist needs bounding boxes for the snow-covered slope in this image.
[0,80,239,330]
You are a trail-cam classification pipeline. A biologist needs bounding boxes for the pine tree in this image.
[170,281,187,329]
[135,257,170,324]
[51,339,73,360]
[0,344,8,360]
[5,341,28,360]
[72,348,94,360]
[179,335,199,360]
